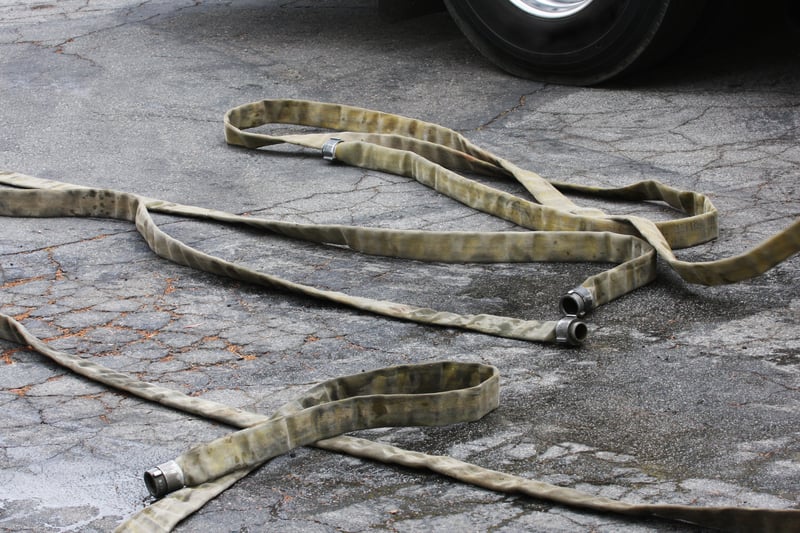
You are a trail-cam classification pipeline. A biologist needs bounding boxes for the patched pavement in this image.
[1,1,798,531]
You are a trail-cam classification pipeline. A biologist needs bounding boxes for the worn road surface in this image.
[1,1,798,531]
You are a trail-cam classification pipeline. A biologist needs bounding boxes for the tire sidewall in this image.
[446,0,672,83]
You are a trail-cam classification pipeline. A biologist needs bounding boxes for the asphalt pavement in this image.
[1,1,798,532]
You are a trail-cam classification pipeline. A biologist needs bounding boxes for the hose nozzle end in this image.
[144,460,185,498]
[559,286,594,317]
[555,316,588,347]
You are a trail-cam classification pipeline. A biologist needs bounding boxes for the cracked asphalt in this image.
[1,1,799,531]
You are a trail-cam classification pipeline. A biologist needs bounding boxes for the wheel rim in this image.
[506,0,595,19]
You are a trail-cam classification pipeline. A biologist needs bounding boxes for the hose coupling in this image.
[144,460,185,498]
[555,316,588,347]
[321,138,344,161]
[559,286,594,317]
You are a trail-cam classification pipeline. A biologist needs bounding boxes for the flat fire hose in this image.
[0,99,798,531]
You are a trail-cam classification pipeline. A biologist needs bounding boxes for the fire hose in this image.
[1,99,798,531]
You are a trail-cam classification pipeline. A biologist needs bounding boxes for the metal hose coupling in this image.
[144,460,185,498]
[559,286,594,317]
[555,316,588,346]
[321,138,344,161]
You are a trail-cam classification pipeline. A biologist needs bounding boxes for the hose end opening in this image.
[559,286,594,317]
[144,460,185,498]
[555,316,588,346]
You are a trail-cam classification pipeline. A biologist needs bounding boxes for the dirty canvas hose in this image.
[132,360,799,533]
[224,99,800,295]
[144,362,500,497]
[1,98,799,532]
[1,312,796,533]
[0,173,589,345]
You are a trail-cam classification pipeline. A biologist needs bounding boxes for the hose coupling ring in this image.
[559,286,594,317]
[555,316,588,347]
[321,138,344,161]
[144,460,185,498]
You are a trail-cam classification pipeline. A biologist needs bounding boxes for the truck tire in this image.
[444,0,706,85]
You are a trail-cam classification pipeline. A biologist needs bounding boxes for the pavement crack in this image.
[476,92,539,131]
[0,227,135,259]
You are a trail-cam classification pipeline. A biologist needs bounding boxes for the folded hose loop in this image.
[144,362,500,496]
[224,99,799,293]
[225,98,482,155]
[224,99,589,214]
[552,178,720,249]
